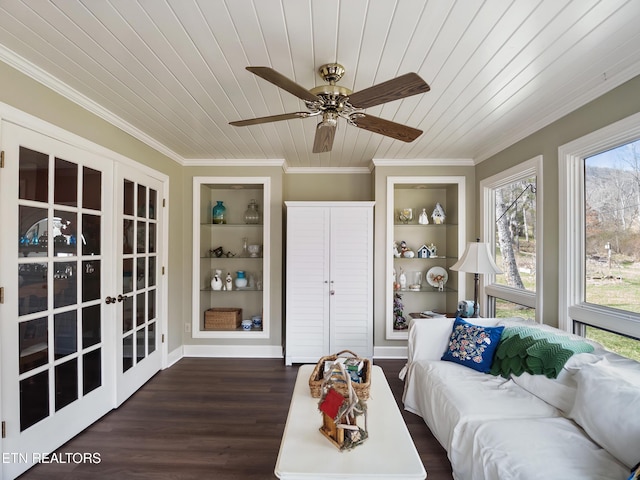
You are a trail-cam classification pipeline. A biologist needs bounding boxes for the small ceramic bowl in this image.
[241,319,253,330]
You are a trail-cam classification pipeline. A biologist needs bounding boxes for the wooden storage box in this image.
[204,308,242,330]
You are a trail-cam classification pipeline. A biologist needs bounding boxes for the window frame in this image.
[480,155,543,322]
[559,111,640,338]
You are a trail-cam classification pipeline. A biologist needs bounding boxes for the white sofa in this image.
[401,316,640,480]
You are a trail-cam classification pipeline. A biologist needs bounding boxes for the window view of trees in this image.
[585,139,640,315]
[494,177,537,292]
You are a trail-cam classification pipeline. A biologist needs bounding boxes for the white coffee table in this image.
[275,364,426,479]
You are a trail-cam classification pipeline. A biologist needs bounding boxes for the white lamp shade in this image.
[450,242,502,275]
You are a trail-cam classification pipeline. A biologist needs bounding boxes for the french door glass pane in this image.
[53,211,78,256]
[18,263,48,316]
[55,360,78,411]
[148,257,156,287]
[54,310,77,360]
[148,289,156,320]
[123,335,133,372]
[82,260,100,302]
[54,158,77,207]
[83,349,102,395]
[136,292,145,326]
[136,328,145,362]
[19,147,48,202]
[123,258,133,293]
[54,261,77,308]
[136,221,146,253]
[123,219,134,255]
[20,371,49,431]
[123,296,133,333]
[82,304,101,348]
[149,223,157,253]
[19,317,48,374]
[82,214,101,256]
[149,189,157,220]
[148,322,156,354]
[123,179,134,216]
[137,184,146,217]
[136,258,145,290]
[82,166,102,211]
[19,206,48,256]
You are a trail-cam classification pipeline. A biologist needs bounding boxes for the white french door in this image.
[114,167,163,405]
[0,122,166,479]
[0,122,115,479]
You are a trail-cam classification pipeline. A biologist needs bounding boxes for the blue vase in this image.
[212,201,226,224]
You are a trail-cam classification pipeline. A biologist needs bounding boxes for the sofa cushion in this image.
[402,359,560,452]
[453,417,629,480]
[441,318,504,373]
[570,360,640,469]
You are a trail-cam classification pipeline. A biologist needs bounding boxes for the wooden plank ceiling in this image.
[0,0,639,170]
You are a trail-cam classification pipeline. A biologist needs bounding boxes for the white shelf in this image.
[386,176,467,340]
[192,177,270,339]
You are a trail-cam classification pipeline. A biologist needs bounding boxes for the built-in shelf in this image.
[192,177,270,338]
[386,176,467,340]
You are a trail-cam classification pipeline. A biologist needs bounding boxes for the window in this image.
[560,111,640,358]
[481,156,542,321]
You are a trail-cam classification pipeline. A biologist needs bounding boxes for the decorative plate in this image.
[426,266,448,288]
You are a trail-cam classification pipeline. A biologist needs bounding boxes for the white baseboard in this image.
[183,344,283,358]
[373,346,408,359]
[166,345,184,368]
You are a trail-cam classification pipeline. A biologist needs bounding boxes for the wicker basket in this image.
[204,308,242,330]
[309,350,371,400]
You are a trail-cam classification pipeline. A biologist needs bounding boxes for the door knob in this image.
[330,290,335,296]
[105,296,116,304]
[117,294,129,302]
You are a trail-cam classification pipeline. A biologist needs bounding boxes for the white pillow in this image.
[570,360,640,469]
[407,317,454,362]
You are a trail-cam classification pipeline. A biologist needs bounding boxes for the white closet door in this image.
[329,207,373,358]
[285,207,330,364]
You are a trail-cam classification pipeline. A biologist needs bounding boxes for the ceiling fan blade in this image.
[351,114,423,142]
[246,67,319,103]
[312,122,336,153]
[229,112,310,127]
[348,73,430,109]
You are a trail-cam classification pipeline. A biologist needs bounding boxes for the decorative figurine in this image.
[400,240,414,258]
[398,267,407,290]
[431,202,446,224]
[427,243,437,257]
[418,208,429,225]
[393,241,401,258]
[211,269,223,290]
[225,272,233,291]
[417,244,430,258]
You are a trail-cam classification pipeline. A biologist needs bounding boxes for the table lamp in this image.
[450,239,502,317]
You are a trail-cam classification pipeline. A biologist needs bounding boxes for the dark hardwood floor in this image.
[19,358,452,480]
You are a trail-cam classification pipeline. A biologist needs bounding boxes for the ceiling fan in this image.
[230,63,430,153]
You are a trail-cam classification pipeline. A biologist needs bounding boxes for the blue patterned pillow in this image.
[441,318,504,373]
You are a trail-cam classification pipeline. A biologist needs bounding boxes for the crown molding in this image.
[371,158,475,167]
[182,158,286,168]
[283,166,371,174]
[0,44,186,165]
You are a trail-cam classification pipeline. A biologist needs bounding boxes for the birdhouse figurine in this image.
[427,243,437,257]
[431,203,446,224]
[417,244,430,259]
